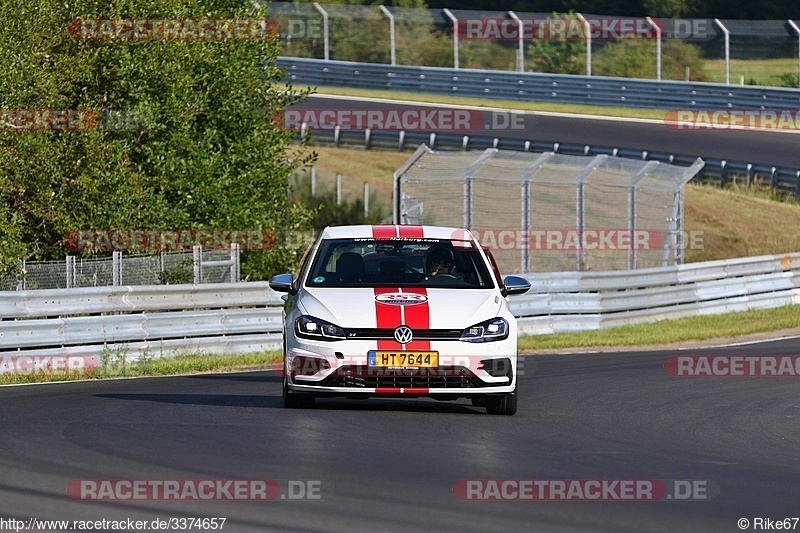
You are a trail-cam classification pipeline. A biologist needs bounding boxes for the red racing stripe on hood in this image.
[373,287,431,351]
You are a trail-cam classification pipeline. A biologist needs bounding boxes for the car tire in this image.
[485,390,517,416]
[283,373,315,409]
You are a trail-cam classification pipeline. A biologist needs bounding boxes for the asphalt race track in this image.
[296,95,800,168]
[1,338,798,532]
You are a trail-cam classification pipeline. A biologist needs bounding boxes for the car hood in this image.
[298,287,503,330]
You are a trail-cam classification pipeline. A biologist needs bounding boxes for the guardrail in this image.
[0,283,285,369]
[511,252,800,334]
[1,252,799,372]
[278,57,800,111]
[300,126,800,199]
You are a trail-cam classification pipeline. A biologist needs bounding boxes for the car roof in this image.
[320,225,476,241]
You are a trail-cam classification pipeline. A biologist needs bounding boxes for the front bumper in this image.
[286,348,516,398]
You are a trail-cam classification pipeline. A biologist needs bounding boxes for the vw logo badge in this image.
[394,326,413,344]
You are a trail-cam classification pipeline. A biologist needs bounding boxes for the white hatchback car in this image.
[269,225,530,415]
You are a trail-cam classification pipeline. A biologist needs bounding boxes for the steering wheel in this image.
[431,273,458,279]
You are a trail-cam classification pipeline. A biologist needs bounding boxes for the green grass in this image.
[0,350,281,386]
[302,85,670,120]
[702,57,798,87]
[519,305,800,351]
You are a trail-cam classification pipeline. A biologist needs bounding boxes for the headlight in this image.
[295,315,346,341]
[460,318,509,343]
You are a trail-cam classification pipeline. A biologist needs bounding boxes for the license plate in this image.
[368,351,438,368]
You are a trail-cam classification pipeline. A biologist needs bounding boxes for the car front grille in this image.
[317,365,488,388]
[343,328,463,340]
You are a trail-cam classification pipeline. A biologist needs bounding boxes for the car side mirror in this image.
[502,275,530,297]
[269,273,297,294]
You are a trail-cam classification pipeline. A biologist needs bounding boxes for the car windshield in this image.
[306,238,495,289]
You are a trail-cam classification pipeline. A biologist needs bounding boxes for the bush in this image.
[594,38,708,81]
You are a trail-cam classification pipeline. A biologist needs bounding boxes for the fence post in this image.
[112,250,122,286]
[646,16,661,80]
[462,149,498,230]
[521,179,530,273]
[311,166,316,197]
[18,259,26,291]
[509,11,524,72]
[379,5,396,66]
[789,20,800,89]
[231,243,240,283]
[443,9,459,69]
[336,173,342,205]
[313,2,329,61]
[714,19,730,85]
[193,245,202,285]
[577,13,592,76]
[66,255,76,288]
[574,155,606,271]
[364,182,369,217]
[628,186,636,270]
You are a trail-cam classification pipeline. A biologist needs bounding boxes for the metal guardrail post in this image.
[646,17,662,80]
[577,13,592,76]
[313,2,329,61]
[789,20,800,89]
[336,173,342,205]
[714,19,730,85]
[796,171,800,200]
[364,182,369,217]
[443,9,459,69]
[379,6,396,66]
[509,11,524,73]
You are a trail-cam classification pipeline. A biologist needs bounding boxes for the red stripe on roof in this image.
[372,225,424,239]
[397,225,424,238]
[372,225,399,239]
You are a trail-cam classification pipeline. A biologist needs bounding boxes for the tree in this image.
[0,0,314,278]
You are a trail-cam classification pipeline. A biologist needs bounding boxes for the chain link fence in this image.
[1,246,240,291]
[264,1,800,85]
[394,145,704,274]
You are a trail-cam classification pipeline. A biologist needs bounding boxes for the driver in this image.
[424,246,455,278]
